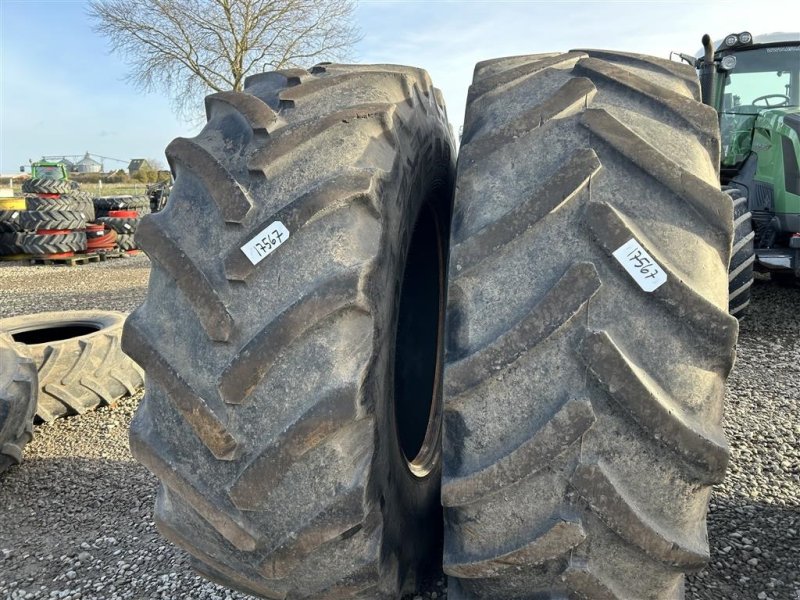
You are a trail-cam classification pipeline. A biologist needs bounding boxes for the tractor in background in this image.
[30,160,70,181]
[682,32,800,315]
[23,160,78,195]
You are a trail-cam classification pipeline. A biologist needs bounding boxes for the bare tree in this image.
[89,0,360,116]
[147,157,167,171]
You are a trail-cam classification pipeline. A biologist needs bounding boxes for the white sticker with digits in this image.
[241,221,290,266]
[612,238,667,292]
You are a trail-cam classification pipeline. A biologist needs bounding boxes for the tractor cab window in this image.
[33,165,64,180]
[723,70,792,110]
[718,45,800,166]
[721,46,799,111]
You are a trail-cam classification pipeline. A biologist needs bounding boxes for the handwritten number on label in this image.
[241,221,291,266]
[612,238,667,292]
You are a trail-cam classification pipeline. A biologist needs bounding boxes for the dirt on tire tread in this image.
[123,64,455,599]
[442,50,736,600]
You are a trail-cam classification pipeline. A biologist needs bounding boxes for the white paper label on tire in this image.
[612,238,667,292]
[241,221,290,266]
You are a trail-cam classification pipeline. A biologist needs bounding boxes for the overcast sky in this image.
[1,0,798,174]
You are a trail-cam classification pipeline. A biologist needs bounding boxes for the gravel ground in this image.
[0,260,798,600]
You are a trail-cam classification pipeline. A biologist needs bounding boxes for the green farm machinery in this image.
[685,32,800,314]
[23,160,77,195]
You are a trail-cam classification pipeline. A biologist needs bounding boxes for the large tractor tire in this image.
[18,231,87,255]
[122,64,455,599]
[96,215,140,234]
[26,194,95,222]
[0,334,37,474]
[724,187,754,317]
[22,178,75,195]
[0,311,144,422]
[442,51,737,599]
[19,209,86,231]
[25,195,78,211]
[73,196,96,222]
[94,195,150,216]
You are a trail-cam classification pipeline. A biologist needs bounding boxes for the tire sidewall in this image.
[371,110,454,593]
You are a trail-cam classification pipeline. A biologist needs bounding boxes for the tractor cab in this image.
[30,161,69,181]
[690,32,800,275]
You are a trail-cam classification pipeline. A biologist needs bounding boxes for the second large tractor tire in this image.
[0,334,37,474]
[122,64,455,599]
[0,311,144,422]
[442,51,737,599]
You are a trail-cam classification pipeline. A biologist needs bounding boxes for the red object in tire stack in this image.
[18,184,91,258]
[86,224,117,252]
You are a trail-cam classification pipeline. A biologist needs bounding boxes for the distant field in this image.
[11,181,154,198]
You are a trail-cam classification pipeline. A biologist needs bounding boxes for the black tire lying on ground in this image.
[0,232,24,256]
[21,178,74,195]
[96,216,140,234]
[0,210,23,233]
[122,64,455,599]
[115,233,137,251]
[725,187,754,317]
[18,231,87,255]
[442,51,737,600]
[0,334,37,474]
[0,311,144,422]
[19,209,86,231]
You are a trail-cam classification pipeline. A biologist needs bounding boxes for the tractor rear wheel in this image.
[442,50,737,599]
[122,64,455,599]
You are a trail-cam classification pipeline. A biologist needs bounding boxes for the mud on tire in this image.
[0,311,144,422]
[122,64,455,598]
[442,51,737,599]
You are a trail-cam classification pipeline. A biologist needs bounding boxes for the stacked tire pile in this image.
[93,195,150,253]
[0,197,28,258]
[0,178,92,259]
[18,177,92,258]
